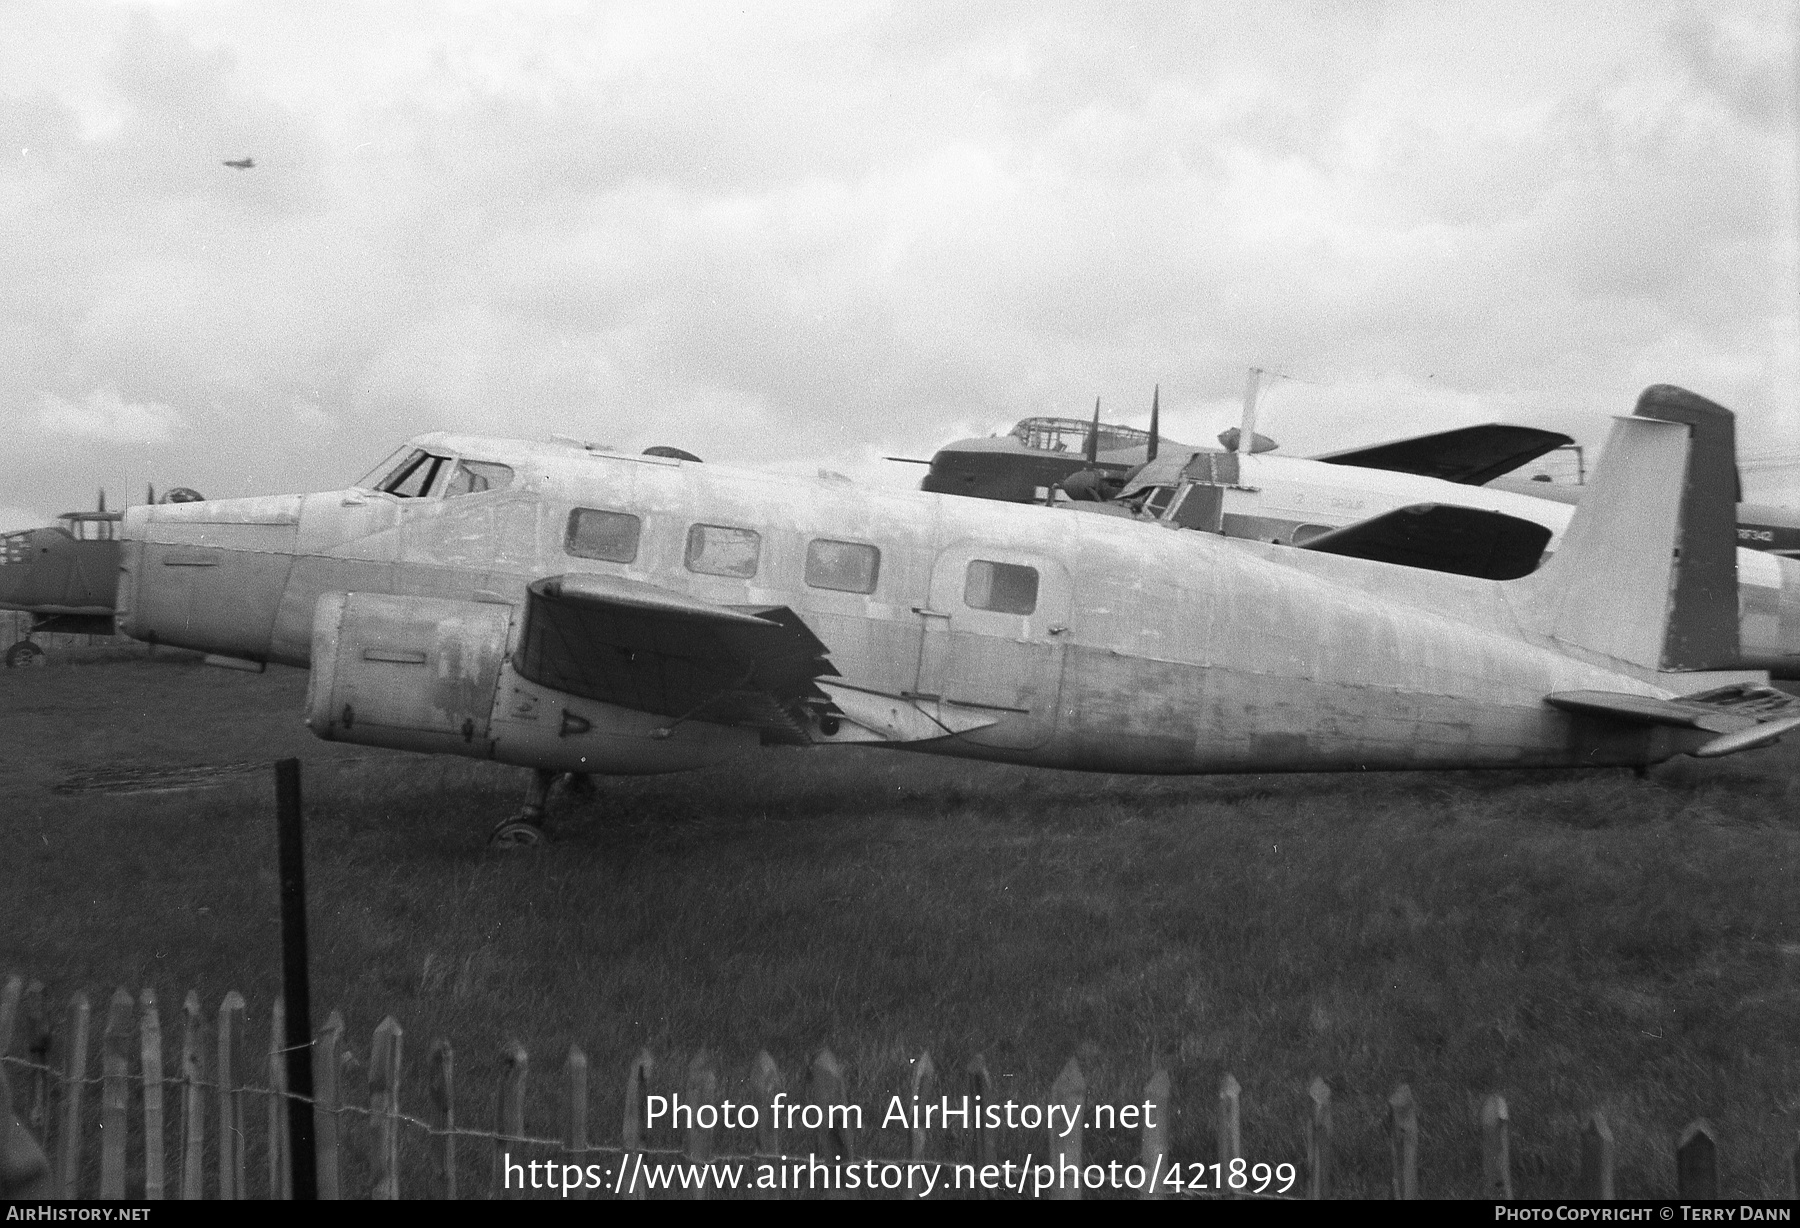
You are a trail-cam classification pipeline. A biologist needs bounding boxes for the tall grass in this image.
[3,659,1798,1197]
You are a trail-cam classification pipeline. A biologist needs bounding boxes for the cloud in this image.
[0,1,1794,516]
[0,504,51,535]
[36,384,187,445]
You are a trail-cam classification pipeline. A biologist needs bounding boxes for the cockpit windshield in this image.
[379,450,452,497]
[1009,417,1151,455]
[355,448,514,499]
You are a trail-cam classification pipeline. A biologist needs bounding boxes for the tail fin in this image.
[1630,384,1741,669]
[1518,386,1739,671]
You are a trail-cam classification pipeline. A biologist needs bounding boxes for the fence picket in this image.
[269,998,291,1200]
[314,1010,343,1200]
[808,1048,851,1200]
[1580,1111,1615,1199]
[564,1044,587,1201]
[57,990,90,1198]
[1481,1094,1513,1199]
[139,990,164,1200]
[338,1047,360,1196]
[493,1040,527,1199]
[429,1038,455,1201]
[1306,1078,1333,1200]
[0,974,20,1058]
[1217,1073,1242,1172]
[908,1050,936,1165]
[1049,1057,1083,1201]
[1141,1067,1171,1200]
[180,991,204,1200]
[1387,1084,1418,1200]
[809,1048,852,1160]
[966,1055,996,1172]
[621,1048,653,1201]
[370,1017,402,1199]
[99,989,133,1198]
[1676,1119,1718,1199]
[23,981,48,1135]
[216,991,245,1200]
[685,1048,717,1200]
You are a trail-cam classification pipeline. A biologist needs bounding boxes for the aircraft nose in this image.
[0,527,118,620]
[118,495,303,661]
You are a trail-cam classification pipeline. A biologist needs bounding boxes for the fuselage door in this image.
[915,545,1070,750]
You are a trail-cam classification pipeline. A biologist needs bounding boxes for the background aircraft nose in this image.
[0,526,118,620]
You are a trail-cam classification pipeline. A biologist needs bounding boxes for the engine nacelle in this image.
[305,591,756,773]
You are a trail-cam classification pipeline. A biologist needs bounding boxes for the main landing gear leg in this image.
[489,767,559,848]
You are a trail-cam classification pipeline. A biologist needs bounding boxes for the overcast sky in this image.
[1,1,1796,530]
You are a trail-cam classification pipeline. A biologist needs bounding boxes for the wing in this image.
[1312,424,1573,485]
[515,573,837,743]
[1298,504,1552,580]
[1546,684,1800,758]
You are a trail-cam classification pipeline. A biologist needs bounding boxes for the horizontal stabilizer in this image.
[1299,504,1551,580]
[1544,690,1750,733]
[1313,424,1573,485]
[1546,683,1800,757]
[1694,715,1800,758]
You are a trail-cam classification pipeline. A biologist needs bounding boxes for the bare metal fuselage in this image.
[117,435,1743,778]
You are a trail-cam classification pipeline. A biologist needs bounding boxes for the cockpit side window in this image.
[1,530,31,566]
[443,460,515,497]
[377,450,453,498]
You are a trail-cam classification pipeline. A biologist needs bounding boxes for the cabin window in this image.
[964,560,1038,615]
[805,539,880,594]
[685,524,760,578]
[565,508,641,563]
[376,450,453,498]
[443,460,515,497]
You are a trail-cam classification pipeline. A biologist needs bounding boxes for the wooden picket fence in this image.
[3,973,1795,1199]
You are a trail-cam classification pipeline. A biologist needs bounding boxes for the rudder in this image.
[1517,385,1740,671]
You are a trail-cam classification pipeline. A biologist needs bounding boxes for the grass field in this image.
[3,653,1799,1199]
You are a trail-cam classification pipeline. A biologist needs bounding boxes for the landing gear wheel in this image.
[5,641,45,669]
[488,818,546,848]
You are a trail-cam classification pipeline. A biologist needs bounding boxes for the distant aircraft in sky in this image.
[114,384,1800,847]
[222,157,255,170]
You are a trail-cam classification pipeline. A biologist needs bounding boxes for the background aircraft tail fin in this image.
[1629,385,1742,669]
[1518,386,1740,672]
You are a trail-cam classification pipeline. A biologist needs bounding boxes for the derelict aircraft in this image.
[115,384,1800,846]
[925,382,1800,677]
[0,486,201,667]
[921,373,1800,558]
[916,387,1575,504]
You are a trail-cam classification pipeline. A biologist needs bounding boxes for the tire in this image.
[488,820,546,848]
[4,641,45,669]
